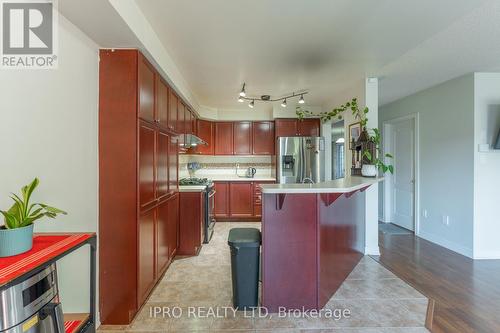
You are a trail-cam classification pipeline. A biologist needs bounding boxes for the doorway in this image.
[331,120,345,180]
[382,114,419,233]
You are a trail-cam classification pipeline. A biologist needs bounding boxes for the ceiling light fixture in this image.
[236,83,308,108]
[298,94,305,104]
[239,83,246,97]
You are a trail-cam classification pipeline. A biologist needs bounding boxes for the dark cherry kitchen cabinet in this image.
[178,191,204,255]
[138,54,155,122]
[275,119,298,137]
[156,77,169,129]
[214,181,230,218]
[185,107,193,135]
[233,121,253,155]
[167,193,179,260]
[194,119,214,155]
[99,49,181,325]
[253,121,275,155]
[275,118,320,137]
[214,122,234,155]
[138,207,156,305]
[168,89,178,132]
[156,131,170,200]
[157,193,178,277]
[139,121,156,210]
[178,102,186,135]
[253,181,275,218]
[298,119,321,136]
[168,135,179,194]
[229,182,253,218]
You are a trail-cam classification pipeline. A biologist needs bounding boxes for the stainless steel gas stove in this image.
[179,178,215,243]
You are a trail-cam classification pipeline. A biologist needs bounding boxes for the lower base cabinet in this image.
[138,193,179,306]
[214,181,275,220]
[178,191,205,255]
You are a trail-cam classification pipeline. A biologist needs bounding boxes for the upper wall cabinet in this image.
[138,55,155,122]
[168,89,178,132]
[214,122,234,155]
[195,119,214,155]
[233,121,253,155]
[253,121,275,155]
[275,118,320,137]
[156,77,169,129]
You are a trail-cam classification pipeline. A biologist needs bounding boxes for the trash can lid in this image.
[228,228,261,247]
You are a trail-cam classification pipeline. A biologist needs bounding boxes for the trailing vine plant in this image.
[296,97,394,174]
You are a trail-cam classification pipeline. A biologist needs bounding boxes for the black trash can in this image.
[228,228,261,310]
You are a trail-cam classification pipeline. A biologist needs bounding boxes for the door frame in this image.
[381,113,420,235]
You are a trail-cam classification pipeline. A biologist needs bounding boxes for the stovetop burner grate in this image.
[179,177,212,186]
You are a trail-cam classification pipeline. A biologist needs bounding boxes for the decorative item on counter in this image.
[187,162,201,177]
[0,178,67,257]
[296,97,394,177]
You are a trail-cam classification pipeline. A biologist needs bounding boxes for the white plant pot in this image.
[361,164,377,177]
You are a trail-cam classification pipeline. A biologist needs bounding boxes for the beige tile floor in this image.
[99,222,429,333]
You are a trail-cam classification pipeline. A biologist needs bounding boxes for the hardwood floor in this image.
[373,232,500,333]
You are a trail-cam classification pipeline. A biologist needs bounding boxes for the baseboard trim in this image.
[473,250,500,260]
[364,246,380,256]
[418,230,473,258]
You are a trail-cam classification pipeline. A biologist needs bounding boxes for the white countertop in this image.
[196,174,276,182]
[259,177,384,194]
[179,185,207,192]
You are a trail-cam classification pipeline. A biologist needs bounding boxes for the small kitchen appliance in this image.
[245,167,256,178]
[0,264,65,333]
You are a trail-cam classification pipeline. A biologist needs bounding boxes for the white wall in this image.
[473,73,500,259]
[379,74,475,257]
[0,14,99,313]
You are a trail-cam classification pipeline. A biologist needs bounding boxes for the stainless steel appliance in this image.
[277,137,325,184]
[179,178,216,243]
[245,167,256,178]
[0,264,65,333]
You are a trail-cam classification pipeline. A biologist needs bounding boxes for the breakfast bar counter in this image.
[259,177,383,312]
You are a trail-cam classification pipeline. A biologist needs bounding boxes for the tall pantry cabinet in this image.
[99,50,180,325]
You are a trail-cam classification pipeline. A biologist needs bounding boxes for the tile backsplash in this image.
[179,155,274,178]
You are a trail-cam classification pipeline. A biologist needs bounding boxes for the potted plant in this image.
[0,178,67,257]
[296,97,394,176]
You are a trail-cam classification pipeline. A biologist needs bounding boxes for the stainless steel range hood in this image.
[179,133,207,148]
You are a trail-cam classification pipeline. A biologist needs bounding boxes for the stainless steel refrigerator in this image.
[277,137,325,184]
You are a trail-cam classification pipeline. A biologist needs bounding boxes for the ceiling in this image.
[134,0,500,110]
[60,0,500,112]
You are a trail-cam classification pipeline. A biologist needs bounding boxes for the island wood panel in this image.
[262,193,318,311]
[98,49,139,324]
[317,193,364,307]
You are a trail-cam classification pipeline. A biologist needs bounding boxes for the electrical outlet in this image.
[422,209,428,218]
[442,215,450,226]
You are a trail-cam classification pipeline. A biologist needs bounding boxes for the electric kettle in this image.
[246,167,256,178]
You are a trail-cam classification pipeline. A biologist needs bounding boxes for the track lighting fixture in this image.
[239,83,246,97]
[237,83,308,108]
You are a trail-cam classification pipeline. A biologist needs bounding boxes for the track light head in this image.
[239,83,246,97]
[238,96,244,103]
[249,100,255,108]
[299,94,305,104]
[281,99,287,108]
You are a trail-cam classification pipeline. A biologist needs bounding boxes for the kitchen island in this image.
[259,177,383,312]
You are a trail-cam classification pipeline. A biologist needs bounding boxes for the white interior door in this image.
[391,118,415,231]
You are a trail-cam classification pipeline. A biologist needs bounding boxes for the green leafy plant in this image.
[0,178,67,229]
[296,97,394,174]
